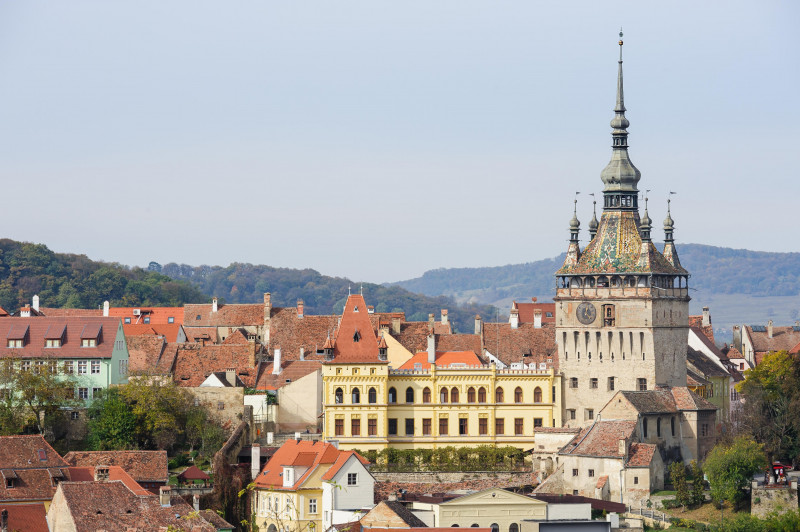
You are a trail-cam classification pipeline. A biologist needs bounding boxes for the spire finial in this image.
[569,192,581,242]
[640,190,652,242]
[588,193,599,239]
[664,191,676,237]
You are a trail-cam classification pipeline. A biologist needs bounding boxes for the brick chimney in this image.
[534,309,543,329]
[474,315,482,335]
[212,297,218,313]
[159,486,171,507]
[392,316,401,335]
[94,465,110,481]
[427,333,436,365]
[272,348,282,375]
[768,320,774,339]
[509,308,519,329]
[297,299,304,319]
[428,313,435,333]
[441,309,448,325]
[702,307,710,327]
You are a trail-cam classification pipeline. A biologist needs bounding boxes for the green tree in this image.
[704,436,766,508]
[669,461,690,509]
[86,388,138,449]
[117,378,193,450]
[689,460,704,507]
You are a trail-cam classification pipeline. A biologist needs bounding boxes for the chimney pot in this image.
[475,315,482,335]
[94,466,109,482]
[226,368,236,387]
[427,333,436,365]
[299,347,305,361]
[509,308,519,329]
[392,316,401,335]
[297,300,304,318]
[159,486,171,507]
[702,306,710,328]
[212,297,218,313]
[273,348,282,375]
[32,295,39,312]
[251,444,262,481]
[441,309,448,325]
[768,320,774,339]
[103,300,109,317]
[533,309,543,329]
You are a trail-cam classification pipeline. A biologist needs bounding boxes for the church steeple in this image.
[600,30,641,211]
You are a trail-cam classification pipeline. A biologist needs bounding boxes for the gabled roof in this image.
[321,450,370,481]
[482,322,557,370]
[514,301,556,324]
[0,317,121,360]
[745,324,800,355]
[361,500,431,528]
[0,503,48,532]
[687,347,729,379]
[66,466,151,496]
[123,323,183,343]
[398,351,482,370]
[614,387,717,413]
[626,443,658,468]
[63,450,168,483]
[688,316,715,344]
[560,420,636,458]
[328,295,384,364]
[267,307,338,362]
[255,360,321,391]
[254,440,365,490]
[108,306,184,325]
[0,435,67,469]
[173,342,256,387]
[126,334,167,374]
[184,303,263,327]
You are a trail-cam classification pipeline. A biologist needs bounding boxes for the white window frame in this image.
[77,360,88,374]
[91,360,100,374]
[347,472,358,486]
[309,498,317,514]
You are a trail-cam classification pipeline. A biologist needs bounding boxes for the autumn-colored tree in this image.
[704,436,766,508]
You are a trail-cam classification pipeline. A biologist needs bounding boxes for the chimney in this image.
[618,438,628,460]
[392,316,401,335]
[367,305,375,314]
[534,309,543,329]
[193,494,200,512]
[226,368,236,387]
[509,308,519,329]
[428,313,435,332]
[159,486,171,507]
[1,509,7,532]
[263,292,272,346]
[427,333,436,365]
[251,444,261,480]
[32,295,39,312]
[441,309,448,325]
[20,305,30,318]
[103,300,109,317]
[702,307,710,327]
[212,297,218,313]
[299,347,305,361]
[474,315,482,336]
[768,320,773,339]
[297,299,304,318]
[94,466,110,481]
[272,348,282,375]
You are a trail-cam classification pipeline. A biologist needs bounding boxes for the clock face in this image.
[576,302,597,325]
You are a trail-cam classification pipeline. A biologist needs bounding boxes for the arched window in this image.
[388,387,396,403]
[450,387,459,403]
[509,524,519,532]
[351,388,360,404]
[406,387,414,403]
[440,388,448,403]
[533,387,542,403]
[491,524,499,532]
[643,418,648,438]
[423,387,431,403]
[495,387,504,403]
[467,387,476,403]
[478,387,487,403]
[268,525,278,532]
[471,525,480,528]
[514,387,523,403]
[335,388,343,404]
[657,418,661,437]
[368,387,377,404]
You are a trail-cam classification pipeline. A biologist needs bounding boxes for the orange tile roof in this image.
[688,315,715,344]
[125,335,166,374]
[514,301,556,324]
[66,466,151,496]
[173,343,257,387]
[123,323,182,343]
[0,503,48,532]
[561,420,637,458]
[108,307,183,325]
[184,303,263,327]
[63,450,168,483]
[253,440,343,490]
[329,295,385,364]
[482,322,557,370]
[399,351,483,370]
[0,317,121,360]
[626,443,658,468]
[256,360,322,391]
[267,308,338,362]
[321,450,370,481]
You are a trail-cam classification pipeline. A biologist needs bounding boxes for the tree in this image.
[669,461,690,509]
[117,378,194,450]
[86,388,138,450]
[704,436,766,508]
[689,460,704,507]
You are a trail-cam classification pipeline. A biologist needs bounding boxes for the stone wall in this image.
[373,470,534,503]
[188,386,245,430]
[751,482,798,519]
[372,471,532,484]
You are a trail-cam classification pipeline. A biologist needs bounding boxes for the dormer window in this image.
[353,330,361,342]
[283,467,294,487]
[354,306,359,313]
[7,339,23,348]
[46,339,61,348]
[81,339,97,347]
[80,323,102,347]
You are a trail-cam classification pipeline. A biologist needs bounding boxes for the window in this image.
[6,478,15,489]
[352,331,361,342]
[514,387,523,403]
[638,378,647,391]
[335,388,343,404]
[92,387,102,398]
[405,418,414,436]
[603,304,615,326]
[495,387,504,403]
[588,469,595,477]
[495,418,505,435]
[406,387,414,403]
[351,417,361,436]
[657,418,662,437]
[78,388,89,400]
[459,418,468,435]
[91,360,100,374]
[347,473,358,486]
[590,378,598,389]
[143,317,150,324]
[388,418,397,436]
[572,469,579,477]
[368,418,377,436]
[21,360,31,372]
[388,387,396,403]
[643,418,648,438]
[586,409,594,421]
[351,388,360,404]
[309,498,317,514]
[195,315,201,321]
[119,360,128,376]
[70,411,80,420]
[217,401,225,410]
[450,387,459,403]
[335,419,344,436]
[352,367,359,375]
[533,387,542,403]
[422,418,432,436]
[78,361,87,374]
[534,418,543,428]
[368,387,377,404]
[509,524,519,532]
[671,416,676,436]
[7,339,22,348]
[440,388,448,403]
[422,387,431,403]
[168,317,175,324]
[570,378,578,389]
[701,424,708,437]
[608,377,615,391]
[81,339,96,347]
[514,418,523,435]
[479,417,488,435]
[124,317,131,324]
[63,361,74,374]
[634,476,639,485]
[478,387,487,403]
[467,387,476,403]
[568,409,576,420]
[45,339,61,348]
[439,417,448,435]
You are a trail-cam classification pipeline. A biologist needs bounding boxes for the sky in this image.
[0,1,797,283]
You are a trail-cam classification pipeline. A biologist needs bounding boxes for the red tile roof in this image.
[482,322,557,370]
[0,435,67,469]
[125,335,167,374]
[66,466,150,496]
[398,351,483,370]
[561,420,636,458]
[0,503,48,532]
[514,301,556,324]
[688,315,715,344]
[626,443,657,468]
[183,326,219,344]
[253,440,342,490]
[177,465,210,481]
[108,307,183,325]
[321,451,370,481]
[0,317,121,360]
[255,360,321,391]
[268,307,338,362]
[173,342,257,387]
[184,303,263,327]
[38,307,103,318]
[63,451,168,483]
[745,325,800,356]
[328,295,385,364]
[123,323,183,343]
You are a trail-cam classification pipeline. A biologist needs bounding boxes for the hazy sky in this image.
[0,1,797,283]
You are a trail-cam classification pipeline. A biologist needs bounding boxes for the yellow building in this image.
[321,295,562,451]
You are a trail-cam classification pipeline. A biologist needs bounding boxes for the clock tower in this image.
[555,33,690,426]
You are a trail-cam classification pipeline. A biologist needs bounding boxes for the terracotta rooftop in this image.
[398,351,483,370]
[109,307,184,325]
[173,342,257,387]
[436,333,482,356]
[123,323,183,343]
[183,326,219,344]
[321,450,370,481]
[254,440,341,490]
[560,420,636,458]
[0,435,67,469]
[126,335,167,374]
[687,347,729,379]
[267,307,338,362]
[0,317,121,360]
[328,295,385,364]
[482,322,557,370]
[184,303,263,327]
[365,500,429,528]
[255,360,321,391]
[626,443,658,468]
[0,503,48,532]
[688,315,715,344]
[38,307,103,317]
[66,466,150,496]
[178,465,210,481]
[514,301,556,324]
[63,451,168,483]
[745,324,800,357]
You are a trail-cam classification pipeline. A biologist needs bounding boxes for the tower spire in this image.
[588,195,599,240]
[569,194,581,243]
[600,29,641,210]
[640,194,652,242]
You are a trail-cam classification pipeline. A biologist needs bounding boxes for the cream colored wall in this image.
[278,369,323,432]
[253,488,323,532]
[435,489,547,529]
[380,329,414,368]
[46,486,77,532]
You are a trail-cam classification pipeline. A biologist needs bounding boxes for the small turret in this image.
[588,199,599,240]
[662,196,685,270]
[640,197,652,242]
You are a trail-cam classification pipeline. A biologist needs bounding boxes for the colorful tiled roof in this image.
[0,435,67,469]
[253,440,342,490]
[63,451,168,483]
[398,351,482,370]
